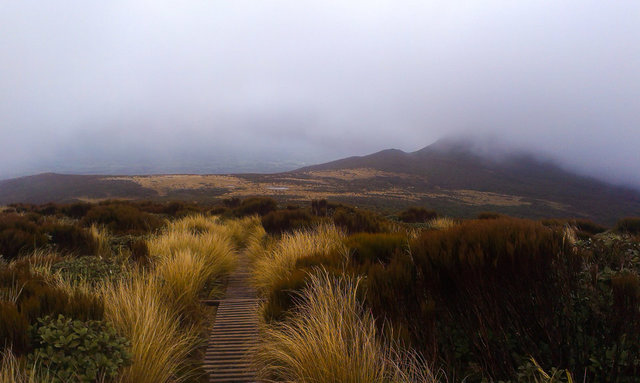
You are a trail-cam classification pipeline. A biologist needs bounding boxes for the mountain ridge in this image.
[1,139,639,224]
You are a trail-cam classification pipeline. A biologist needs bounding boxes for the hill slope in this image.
[295,139,640,223]
[1,140,639,224]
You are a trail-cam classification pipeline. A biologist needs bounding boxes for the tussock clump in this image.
[82,203,163,235]
[230,197,277,217]
[147,229,235,275]
[222,215,264,249]
[166,214,223,236]
[147,214,237,319]
[333,206,390,234]
[0,349,53,383]
[251,224,345,295]
[100,275,200,383]
[398,207,438,223]
[261,209,318,235]
[477,211,504,220]
[426,217,457,230]
[155,249,225,321]
[615,217,640,235]
[89,224,112,257]
[255,270,437,383]
[0,213,48,261]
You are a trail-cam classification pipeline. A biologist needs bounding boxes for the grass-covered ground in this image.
[1,199,639,382]
[0,201,262,382]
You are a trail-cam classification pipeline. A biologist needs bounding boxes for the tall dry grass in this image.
[100,275,200,383]
[155,248,226,318]
[251,223,345,295]
[90,224,112,257]
[0,350,52,383]
[426,217,457,231]
[97,214,241,382]
[222,215,264,249]
[255,270,437,383]
[50,214,243,383]
[147,215,236,314]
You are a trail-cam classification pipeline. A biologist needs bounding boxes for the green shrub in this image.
[332,206,388,234]
[0,214,48,261]
[43,223,98,255]
[38,203,62,216]
[63,202,92,219]
[0,264,105,358]
[477,211,504,220]
[1,264,104,324]
[0,301,30,354]
[310,199,328,216]
[263,269,309,322]
[615,217,640,235]
[541,218,608,236]
[398,207,438,223]
[129,239,150,265]
[232,197,278,217]
[82,204,163,234]
[30,315,131,382]
[344,232,407,267]
[261,209,318,235]
[409,218,580,379]
[51,256,127,286]
[208,205,228,215]
[19,283,104,324]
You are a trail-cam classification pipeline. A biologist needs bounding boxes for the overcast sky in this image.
[1,1,639,186]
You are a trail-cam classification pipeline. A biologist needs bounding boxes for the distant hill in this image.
[1,139,639,224]
[296,139,640,223]
[0,173,157,204]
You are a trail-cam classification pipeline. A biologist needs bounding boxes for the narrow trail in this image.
[204,253,260,383]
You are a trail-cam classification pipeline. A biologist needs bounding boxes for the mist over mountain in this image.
[2,2,639,186]
[2,138,639,225]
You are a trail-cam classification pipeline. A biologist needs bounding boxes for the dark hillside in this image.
[0,173,157,204]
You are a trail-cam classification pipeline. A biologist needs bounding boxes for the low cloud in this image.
[1,1,638,187]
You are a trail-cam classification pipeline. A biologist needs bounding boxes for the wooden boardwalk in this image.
[204,254,260,383]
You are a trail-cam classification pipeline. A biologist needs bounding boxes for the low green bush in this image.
[398,207,438,223]
[344,232,407,266]
[332,206,389,234]
[51,256,127,286]
[541,218,608,236]
[0,301,30,354]
[0,213,48,261]
[262,269,309,322]
[43,223,98,255]
[477,211,504,220]
[231,197,278,217]
[129,239,150,265]
[0,264,105,358]
[261,209,318,235]
[615,217,640,235]
[30,315,131,382]
[82,203,163,234]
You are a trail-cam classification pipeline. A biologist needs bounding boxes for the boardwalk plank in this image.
[204,253,260,383]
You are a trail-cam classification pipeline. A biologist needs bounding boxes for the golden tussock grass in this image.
[19,249,64,276]
[155,248,226,319]
[0,350,52,383]
[255,270,438,383]
[90,224,112,257]
[251,223,345,295]
[221,215,264,249]
[100,275,200,383]
[245,220,268,261]
[427,217,457,231]
[165,214,222,235]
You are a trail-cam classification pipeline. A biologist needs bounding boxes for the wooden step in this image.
[204,252,261,383]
